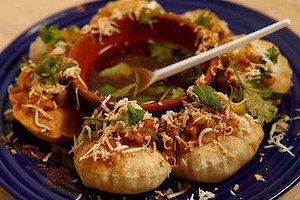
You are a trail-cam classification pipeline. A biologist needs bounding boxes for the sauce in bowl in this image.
[88,41,202,104]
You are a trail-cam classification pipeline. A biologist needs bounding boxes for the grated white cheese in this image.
[198,188,215,200]
[165,189,187,199]
[49,41,67,55]
[264,115,295,157]
[161,132,172,150]
[198,127,213,147]
[22,104,53,120]
[75,193,82,200]
[230,190,236,196]
[22,104,53,132]
[254,173,266,182]
[34,109,51,132]
[161,110,179,128]
[98,17,120,41]
[42,152,53,162]
[62,66,81,79]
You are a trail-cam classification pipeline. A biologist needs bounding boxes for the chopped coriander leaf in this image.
[135,95,155,104]
[88,123,103,134]
[159,87,173,102]
[245,79,273,98]
[83,116,119,124]
[266,46,279,64]
[98,85,116,96]
[122,104,146,126]
[268,92,285,100]
[190,85,223,110]
[194,10,213,28]
[244,90,277,123]
[149,43,173,62]
[39,24,65,45]
[140,127,159,141]
[32,55,75,85]
[243,79,277,123]
[112,83,137,98]
[83,104,146,128]
[139,8,161,25]
[171,87,185,98]
[99,62,132,78]
[143,84,168,95]
[230,61,278,123]
[67,25,79,34]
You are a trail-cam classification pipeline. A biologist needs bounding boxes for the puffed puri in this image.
[171,115,264,182]
[73,145,170,194]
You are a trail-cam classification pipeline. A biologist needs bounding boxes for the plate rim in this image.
[0,0,300,199]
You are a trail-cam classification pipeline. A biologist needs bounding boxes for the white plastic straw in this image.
[152,19,291,82]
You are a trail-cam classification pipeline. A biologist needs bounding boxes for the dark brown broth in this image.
[87,41,202,103]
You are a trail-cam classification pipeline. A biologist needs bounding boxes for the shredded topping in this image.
[81,0,164,43]
[264,115,295,157]
[72,97,160,162]
[159,100,252,167]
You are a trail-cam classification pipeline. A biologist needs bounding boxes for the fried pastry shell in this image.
[172,115,264,182]
[73,144,170,194]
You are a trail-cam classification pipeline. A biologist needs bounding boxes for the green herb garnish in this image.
[231,62,277,123]
[39,24,65,45]
[140,127,159,141]
[122,104,147,126]
[149,43,173,62]
[194,10,213,28]
[32,55,75,85]
[138,8,161,25]
[190,85,223,110]
[98,85,116,96]
[159,87,173,102]
[38,24,80,46]
[99,62,132,78]
[112,83,137,98]
[243,89,277,123]
[266,46,279,64]
[83,104,146,128]
[171,87,185,98]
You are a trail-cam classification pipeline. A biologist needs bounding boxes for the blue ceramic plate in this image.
[0,0,300,199]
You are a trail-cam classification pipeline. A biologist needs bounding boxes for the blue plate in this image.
[1,0,300,199]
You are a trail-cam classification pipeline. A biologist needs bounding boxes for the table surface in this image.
[0,0,299,199]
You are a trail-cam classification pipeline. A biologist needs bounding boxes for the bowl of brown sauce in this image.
[70,12,218,112]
